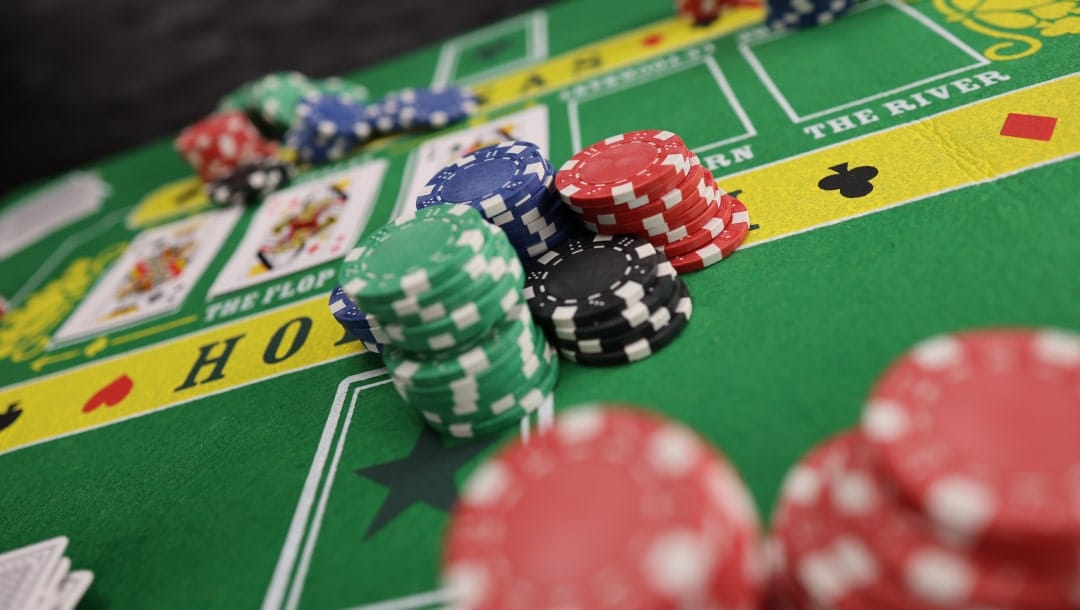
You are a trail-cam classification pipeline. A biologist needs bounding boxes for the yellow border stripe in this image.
[735,74,1079,245]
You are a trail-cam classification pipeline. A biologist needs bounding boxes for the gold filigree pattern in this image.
[933,0,1080,59]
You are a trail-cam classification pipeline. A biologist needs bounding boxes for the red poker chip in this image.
[642,195,720,246]
[657,193,735,258]
[570,164,710,221]
[668,196,749,273]
[556,130,695,208]
[830,438,1078,609]
[583,187,714,237]
[860,329,1080,548]
[175,110,277,181]
[770,431,896,610]
[442,405,761,610]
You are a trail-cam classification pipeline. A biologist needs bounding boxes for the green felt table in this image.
[0,0,1077,608]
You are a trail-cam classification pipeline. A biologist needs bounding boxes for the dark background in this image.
[0,0,551,199]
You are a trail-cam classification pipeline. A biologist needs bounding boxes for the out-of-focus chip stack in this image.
[767,328,1080,610]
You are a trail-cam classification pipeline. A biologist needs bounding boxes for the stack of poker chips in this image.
[525,233,692,366]
[767,328,1080,610]
[555,130,750,274]
[285,93,374,165]
[242,71,363,138]
[442,404,764,610]
[174,110,279,183]
[367,86,479,133]
[337,204,559,439]
[417,140,581,261]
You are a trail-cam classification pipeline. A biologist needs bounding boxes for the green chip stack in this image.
[338,205,559,439]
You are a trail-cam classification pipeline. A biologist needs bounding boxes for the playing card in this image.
[0,172,108,261]
[29,556,68,610]
[207,159,389,298]
[53,570,93,610]
[0,536,67,610]
[52,207,242,345]
[391,104,550,218]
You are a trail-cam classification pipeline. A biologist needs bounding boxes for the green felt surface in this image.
[0,0,1077,608]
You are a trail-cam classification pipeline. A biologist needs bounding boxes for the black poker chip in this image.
[523,233,660,329]
[544,259,679,342]
[558,278,692,366]
[552,273,686,354]
[206,158,296,206]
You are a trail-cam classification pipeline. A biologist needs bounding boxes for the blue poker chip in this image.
[767,0,854,29]
[286,94,373,164]
[329,285,376,337]
[396,86,478,130]
[365,94,405,133]
[416,141,549,219]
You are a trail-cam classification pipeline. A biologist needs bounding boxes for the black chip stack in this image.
[524,233,692,366]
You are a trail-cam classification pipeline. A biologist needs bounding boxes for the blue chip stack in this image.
[366,86,479,134]
[285,93,374,165]
[415,141,581,261]
[328,284,386,354]
[766,0,854,29]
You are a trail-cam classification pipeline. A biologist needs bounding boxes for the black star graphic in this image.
[356,427,496,539]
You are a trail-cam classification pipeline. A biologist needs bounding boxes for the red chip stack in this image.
[442,404,764,610]
[555,130,750,274]
[767,328,1080,610]
[174,110,278,182]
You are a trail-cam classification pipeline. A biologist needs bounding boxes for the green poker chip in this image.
[396,321,553,419]
[339,205,490,304]
[378,268,523,352]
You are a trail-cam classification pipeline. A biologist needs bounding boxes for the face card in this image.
[0,536,67,610]
[207,159,389,298]
[52,207,242,345]
[391,104,550,218]
[53,569,93,610]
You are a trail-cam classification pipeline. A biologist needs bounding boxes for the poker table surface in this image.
[1,0,1077,608]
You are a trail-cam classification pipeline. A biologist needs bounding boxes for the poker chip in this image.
[554,269,686,355]
[550,260,679,342]
[284,93,374,165]
[337,205,559,439]
[861,329,1080,547]
[174,110,278,182]
[524,233,661,328]
[366,86,479,134]
[676,0,724,24]
[556,130,696,207]
[396,86,479,130]
[328,285,385,354]
[442,405,763,610]
[340,205,489,303]
[668,196,750,273]
[417,141,582,261]
[557,130,750,273]
[523,234,692,366]
[205,158,296,206]
[767,0,854,30]
[768,328,1080,610]
[248,71,323,137]
[559,279,691,366]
